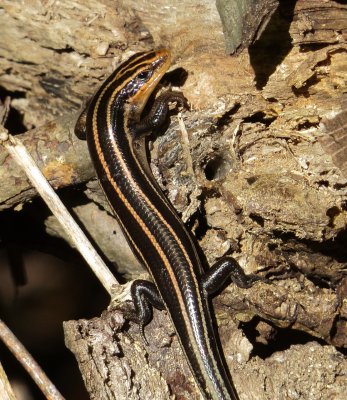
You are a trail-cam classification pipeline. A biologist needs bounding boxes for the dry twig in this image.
[0,318,64,400]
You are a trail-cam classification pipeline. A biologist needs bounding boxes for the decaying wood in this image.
[63,299,347,400]
[216,0,279,54]
[0,112,94,210]
[1,0,346,399]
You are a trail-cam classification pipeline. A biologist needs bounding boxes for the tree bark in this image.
[1,0,346,399]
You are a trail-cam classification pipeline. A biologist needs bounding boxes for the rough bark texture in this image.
[64,302,347,400]
[1,0,346,399]
[216,0,279,54]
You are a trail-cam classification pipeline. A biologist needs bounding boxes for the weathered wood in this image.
[0,112,93,209]
[216,0,279,54]
[63,297,347,399]
[1,0,346,399]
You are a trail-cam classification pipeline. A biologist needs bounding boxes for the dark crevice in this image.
[271,228,347,287]
[296,119,320,130]
[0,184,122,281]
[0,186,106,400]
[203,152,234,181]
[209,103,241,132]
[302,273,337,290]
[316,180,329,187]
[274,228,347,263]
[162,67,188,87]
[0,189,112,308]
[326,206,341,228]
[183,198,214,273]
[243,111,277,127]
[54,45,75,54]
[282,248,343,290]
[17,60,38,66]
[246,176,258,185]
[186,199,208,242]
[330,313,344,350]
[41,45,76,54]
[0,87,28,134]
[185,190,224,239]
[334,182,347,190]
[267,242,278,251]
[300,43,331,52]
[292,74,320,97]
[249,213,265,227]
[241,316,328,359]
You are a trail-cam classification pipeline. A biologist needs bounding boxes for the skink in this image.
[75,49,260,400]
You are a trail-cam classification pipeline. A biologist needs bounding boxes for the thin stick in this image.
[0,361,17,400]
[0,130,118,294]
[0,318,64,400]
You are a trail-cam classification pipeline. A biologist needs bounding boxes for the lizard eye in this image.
[137,70,152,81]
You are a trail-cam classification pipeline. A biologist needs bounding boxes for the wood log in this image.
[1,0,346,399]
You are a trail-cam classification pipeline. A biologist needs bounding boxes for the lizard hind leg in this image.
[130,279,165,345]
